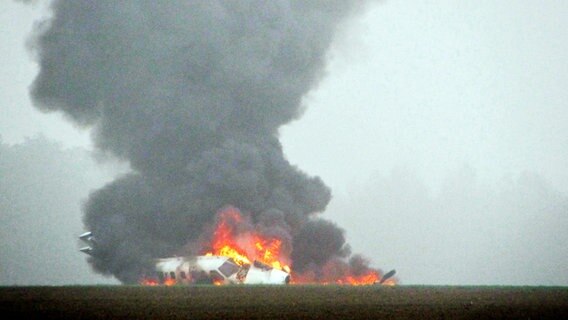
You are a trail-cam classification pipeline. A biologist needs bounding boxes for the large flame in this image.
[203,207,291,272]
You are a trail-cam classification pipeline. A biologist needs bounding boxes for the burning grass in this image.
[2,285,567,319]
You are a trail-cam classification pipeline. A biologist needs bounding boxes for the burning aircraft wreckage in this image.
[28,0,397,286]
[80,207,396,286]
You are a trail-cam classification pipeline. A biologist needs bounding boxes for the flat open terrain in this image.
[1,285,567,319]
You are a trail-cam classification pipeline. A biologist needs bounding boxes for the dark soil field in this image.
[1,285,567,319]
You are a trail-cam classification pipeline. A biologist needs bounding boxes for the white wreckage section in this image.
[155,255,290,285]
[79,231,291,285]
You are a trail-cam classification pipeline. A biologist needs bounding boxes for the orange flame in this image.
[140,277,176,286]
[341,273,380,285]
[290,258,396,286]
[381,278,397,286]
[140,278,159,286]
[203,207,291,272]
[291,270,388,286]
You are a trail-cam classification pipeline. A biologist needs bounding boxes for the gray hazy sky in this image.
[2,1,567,285]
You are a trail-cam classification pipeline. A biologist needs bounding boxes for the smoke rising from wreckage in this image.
[28,1,394,284]
[80,209,396,285]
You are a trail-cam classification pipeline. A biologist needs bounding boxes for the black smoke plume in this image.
[28,0,377,283]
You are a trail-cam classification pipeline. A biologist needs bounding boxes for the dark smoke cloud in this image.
[292,219,351,272]
[29,0,374,283]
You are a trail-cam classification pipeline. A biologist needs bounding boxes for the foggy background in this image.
[1,1,567,285]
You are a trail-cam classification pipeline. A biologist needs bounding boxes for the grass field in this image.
[1,285,567,319]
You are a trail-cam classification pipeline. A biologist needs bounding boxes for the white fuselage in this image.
[153,255,290,285]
